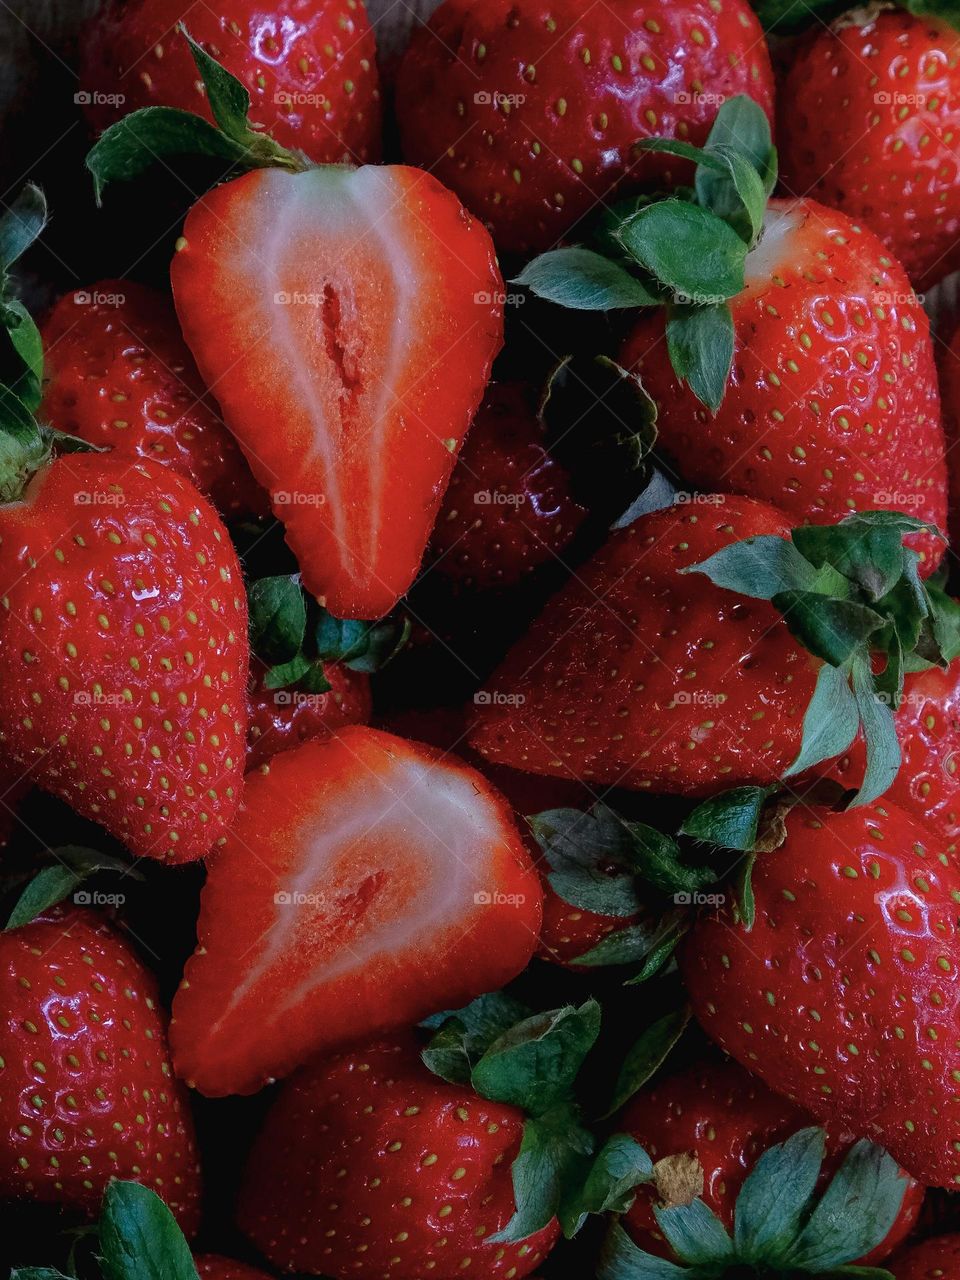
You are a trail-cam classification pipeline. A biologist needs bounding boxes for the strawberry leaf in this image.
[514,246,662,309]
[791,516,938,603]
[5,847,139,930]
[598,1221,689,1280]
[849,653,901,806]
[0,383,49,502]
[603,1008,692,1117]
[572,917,686,969]
[772,593,884,666]
[421,991,532,1085]
[618,201,747,302]
[99,1181,200,1280]
[734,1126,824,1264]
[681,532,821,598]
[680,787,774,852]
[248,575,307,665]
[664,302,735,413]
[624,918,689,985]
[491,1101,595,1244]
[4,299,44,412]
[471,1000,601,1116]
[653,1198,734,1267]
[10,1271,76,1279]
[637,138,766,243]
[698,96,777,207]
[314,610,410,673]
[0,184,47,272]
[569,1133,654,1227]
[527,805,660,916]
[783,661,860,779]
[180,26,252,143]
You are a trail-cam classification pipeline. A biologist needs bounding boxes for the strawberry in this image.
[516,97,948,572]
[620,199,946,567]
[824,661,960,846]
[237,1036,562,1278]
[430,381,587,592]
[79,0,382,165]
[170,163,504,619]
[194,1256,273,1280]
[395,0,775,255]
[0,451,248,863]
[680,800,960,1187]
[246,654,370,769]
[619,1059,923,1265]
[169,726,542,1096]
[938,319,960,546]
[40,280,265,520]
[0,908,200,1231]
[777,7,960,289]
[890,1233,960,1279]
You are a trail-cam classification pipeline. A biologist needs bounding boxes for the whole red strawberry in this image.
[889,1233,960,1279]
[237,1037,559,1278]
[938,320,960,546]
[194,1256,273,1280]
[622,199,947,572]
[681,801,960,1187]
[0,909,200,1232]
[430,382,587,592]
[621,1059,923,1265]
[778,8,960,289]
[0,454,248,863]
[41,280,265,520]
[396,0,775,254]
[469,496,818,792]
[246,656,371,770]
[79,0,381,164]
[824,662,960,844]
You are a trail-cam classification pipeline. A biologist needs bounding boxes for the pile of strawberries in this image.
[5,0,960,1278]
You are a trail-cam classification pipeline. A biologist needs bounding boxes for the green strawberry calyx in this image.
[591,1126,908,1280]
[3,845,142,932]
[11,1178,202,1279]
[0,184,47,413]
[247,573,410,694]
[421,992,602,1244]
[513,94,777,412]
[749,0,960,37]
[683,509,958,809]
[0,375,103,505]
[85,25,309,204]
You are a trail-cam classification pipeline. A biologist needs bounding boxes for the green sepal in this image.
[637,135,766,243]
[421,991,532,1085]
[602,1007,692,1117]
[624,918,689,985]
[618,201,747,303]
[698,96,777,205]
[527,805,660,916]
[654,1198,734,1267]
[0,184,47,272]
[567,1134,655,1229]
[248,574,307,665]
[665,302,735,413]
[9,1271,76,1279]
[849,653,900,807]
[5,847,141,930]
[733,1126,824,1264]
[0,383,49,502]
[514,246,662,310]
[4,299,44,411]
[772,592,884,666]
[314,609,411,673]
[571,915,686,970]
[783,661,860,779]
[598,1221,689,1280]
[98,1181,200,1280]
[680,787,775,852]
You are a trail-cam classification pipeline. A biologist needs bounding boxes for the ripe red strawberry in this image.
[396,0,775,255]
[0,908,200,1232]
[171,164,504,619]
[778,8,960,289]
[237,1037,559,1279]
[430,382,587,591]
[41,280,265,520]
[890,1233,960,1279]
[246,655,370,769]
[194,1256,273,1280]
[170,726,541,1096]
[79,0,381,165]
[823,662,960,845]
[469,496,819,791]
[620,1059,923,1265]
[938,320,960,546]
[0,454,248,863]
[621,199,947,573]
[681,800,960,1188]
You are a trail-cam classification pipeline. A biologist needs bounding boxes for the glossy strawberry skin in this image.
[194,1255,273,1280]
[469,496,820,793]
[246,657,371,770]
[823,662,960,846]
[0,909,200,1232]
[237,1038,559,1278]
[681,802,960,1188]
[779,10,960,289]
[431,382,587,591]
[621,1059,923,1266]
[79,0,381,165]
[889,1233,960,1280]
[171,727,542,1096]
[0,455,248,863]
[41,281,266,520]
[938,321,960,548]
[396,0,774,255]
[171,164,504,620]
[622,200,947,575]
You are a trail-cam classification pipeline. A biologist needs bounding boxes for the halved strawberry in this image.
[170,726,542,1096]
[171,164,504,619]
